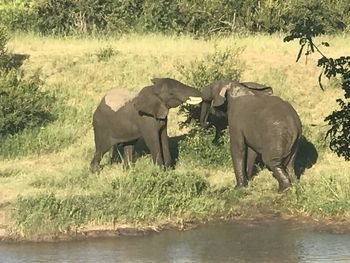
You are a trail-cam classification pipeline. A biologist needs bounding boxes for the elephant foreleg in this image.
[160,124,171,168]
[229,132,248,188]
[246,147,257,181]
[140,116,164,166]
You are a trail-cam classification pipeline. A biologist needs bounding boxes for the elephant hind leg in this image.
[229,133,248,188]
[122,142,135,168]
[285,142,299,181]
[90,131,115,173]
[284,151,297,183]
[246,147,258,181]
[264,155,291,192]
[269,165,291,192]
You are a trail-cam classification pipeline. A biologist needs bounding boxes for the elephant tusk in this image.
[186,96,202,105]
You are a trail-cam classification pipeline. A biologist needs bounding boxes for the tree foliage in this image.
[1,0,349,35]
[284,0,350,160]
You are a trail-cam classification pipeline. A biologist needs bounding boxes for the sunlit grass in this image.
[1,33,350,237]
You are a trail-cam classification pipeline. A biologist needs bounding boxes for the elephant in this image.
[90,78,202,172]
[200,79,302,192]
[200,80,273,142]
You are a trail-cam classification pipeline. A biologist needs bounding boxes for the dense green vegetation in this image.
[0,0,349,35]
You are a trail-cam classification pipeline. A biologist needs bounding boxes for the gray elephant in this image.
[200,79,301,192]
[200,81,273,141]
[90,78,202,172]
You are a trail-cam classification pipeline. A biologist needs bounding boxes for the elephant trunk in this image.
[200,101,211,128]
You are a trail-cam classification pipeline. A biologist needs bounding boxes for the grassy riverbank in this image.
[1,33,350,240]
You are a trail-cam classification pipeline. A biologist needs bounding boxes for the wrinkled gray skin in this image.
[200,81,273,141]
[200,80,302,192]
[90,78,202,172]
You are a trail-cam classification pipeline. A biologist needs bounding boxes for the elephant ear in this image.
[228,82,256,98]
[241,82,273,95]
[212,84,230,107]
[133,87,169,119]
[211,80,243,107]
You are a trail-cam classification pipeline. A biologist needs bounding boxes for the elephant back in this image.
[103,88,137,112]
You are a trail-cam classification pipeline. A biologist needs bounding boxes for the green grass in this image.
[1,33,350,239]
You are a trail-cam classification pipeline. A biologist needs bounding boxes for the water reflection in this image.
[1,221,350,263]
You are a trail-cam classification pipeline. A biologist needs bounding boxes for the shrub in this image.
[175,46,243,168]
[0,26,56,139]
[0,70,55,137]
[0,25,10,70]
[177,45,244,128]
[1,0,350,35]
[0,1,37,31]
[178,128,231,168]
[34,0,143,35]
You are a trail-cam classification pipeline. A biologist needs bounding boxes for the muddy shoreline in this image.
[1,208,350,243]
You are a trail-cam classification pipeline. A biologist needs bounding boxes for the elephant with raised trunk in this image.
[90,78,202,172]
[200,79,301,192]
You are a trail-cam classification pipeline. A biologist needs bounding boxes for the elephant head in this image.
[133,78,202,119]
[200,80,273,128]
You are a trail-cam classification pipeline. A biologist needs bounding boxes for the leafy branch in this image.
[283,5,350,160]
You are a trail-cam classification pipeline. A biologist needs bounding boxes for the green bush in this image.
[34,0,143,35]
[177,45,244,128]
[138,0,184,33]
[0,70,55,137]
[283,0,346,43]
[0,26,56,139]
[0,1,37,32]
[175,46,243,168]
[2,0,349,35]
[178,128,231,168]
[178,45,244,88]
[0,25,10,70]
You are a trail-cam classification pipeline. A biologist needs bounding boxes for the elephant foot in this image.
[90,163,101,174]
[277,180,291,193]
[235,181,248,189]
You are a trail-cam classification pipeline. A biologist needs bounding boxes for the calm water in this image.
[1,221,350,263]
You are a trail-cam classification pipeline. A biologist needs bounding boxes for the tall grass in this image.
[10,161,240,237]
[1,33,350,238]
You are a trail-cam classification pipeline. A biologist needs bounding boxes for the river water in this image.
[1,221,350,263]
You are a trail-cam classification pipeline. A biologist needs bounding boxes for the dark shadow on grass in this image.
[295,136,318,179]
[248,136,318,179]
[111,135,188,167]
[0,168,20,178]
[9,53,30,69]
